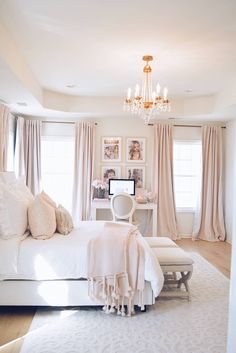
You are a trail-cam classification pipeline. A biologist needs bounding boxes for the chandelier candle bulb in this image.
[163,87,168,100]
[152,91,156,102]
[135,84,140,98]
[127,88,131,100]
[156,83,161,95]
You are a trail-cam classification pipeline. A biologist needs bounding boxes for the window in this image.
[41,136,74,212]
[173,140,202,210]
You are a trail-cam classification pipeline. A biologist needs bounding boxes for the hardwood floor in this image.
[0,239,232,353]
[177,238,231,278]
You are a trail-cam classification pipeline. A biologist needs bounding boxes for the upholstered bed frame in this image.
[0,279,154,306]
[0,237,193,306]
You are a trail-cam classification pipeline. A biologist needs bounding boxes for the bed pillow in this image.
[39,191,57,208]
[8,177,34,203]
[28,196,56,240]
[55,205,73,235]
[0,172,17,185]
[0,181,29,239]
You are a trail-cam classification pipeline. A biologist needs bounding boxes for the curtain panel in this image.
[0,104,10,172]
[14,118,42,195]
[24,119,42,195]
[194,126,226,241]
[14,117,25,177]
[152,124,179,239]
[72,122,95,222]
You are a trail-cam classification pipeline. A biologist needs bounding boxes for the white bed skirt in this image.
[0,279,155,306]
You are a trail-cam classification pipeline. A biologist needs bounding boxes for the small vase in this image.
[97,187,105,199]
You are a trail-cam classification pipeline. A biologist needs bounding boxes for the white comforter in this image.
[0,221,164,297]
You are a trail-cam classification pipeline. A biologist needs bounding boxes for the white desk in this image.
[91,200,157,236]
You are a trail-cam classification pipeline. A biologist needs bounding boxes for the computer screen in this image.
[108,179,135,196]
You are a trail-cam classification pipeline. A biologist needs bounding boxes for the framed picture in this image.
[126,166,145,189]
[102,166,121,183]
[126,137,146,163]
[102,137,122,162]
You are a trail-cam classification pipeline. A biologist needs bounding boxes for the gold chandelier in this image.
[124,55,171,124]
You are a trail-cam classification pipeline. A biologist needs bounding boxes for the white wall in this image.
[224,119,236,244]
[225,119,236,352]
[94,118,204,236]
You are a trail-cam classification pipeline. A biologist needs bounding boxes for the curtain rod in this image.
[148,123,226,129]
[41,120,226,129]
[42,120,98,125]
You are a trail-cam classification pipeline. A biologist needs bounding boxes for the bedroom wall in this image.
[94,118,201,237]
[225,119,236,352]
[224,119,236,244]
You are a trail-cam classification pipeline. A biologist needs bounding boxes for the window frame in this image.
[41,134,75,212]
[173,139,202,213]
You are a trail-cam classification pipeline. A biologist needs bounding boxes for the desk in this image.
[91,200,157,236]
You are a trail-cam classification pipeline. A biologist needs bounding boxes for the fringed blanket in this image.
[87,222,145,316]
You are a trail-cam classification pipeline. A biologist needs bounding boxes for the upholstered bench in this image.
[144,236,178,248]
[152,247,194,300]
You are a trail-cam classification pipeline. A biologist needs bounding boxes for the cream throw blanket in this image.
[87,222,145,316]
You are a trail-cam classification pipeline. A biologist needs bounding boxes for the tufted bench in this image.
[145,239,194,300]
[144,236,178,248]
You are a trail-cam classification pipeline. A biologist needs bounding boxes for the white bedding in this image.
[0,221,164,297]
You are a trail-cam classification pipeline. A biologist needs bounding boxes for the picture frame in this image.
[126,137,146,163]
[126,166,145,189]
[102,137,122,162]
[102,166,122,183]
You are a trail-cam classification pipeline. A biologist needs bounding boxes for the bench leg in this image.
[178,271,192,300]
[162,270,192,300]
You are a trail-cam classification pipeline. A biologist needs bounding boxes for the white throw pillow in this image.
[0,182,29,239]
[0,172,17,185]
[8,178,34,203]
[28,196,56,240]
[55,205,73,235]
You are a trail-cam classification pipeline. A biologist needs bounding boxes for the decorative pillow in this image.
[28,196,56,240]
[0,181,29,239]
[0,172,17,185]
[8,178,34,203]
[39,191,57,209]
[55,205,73,235]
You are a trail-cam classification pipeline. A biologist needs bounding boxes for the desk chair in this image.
[111,192,136,223]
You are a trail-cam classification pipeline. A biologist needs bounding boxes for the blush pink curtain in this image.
[0,104,10,172]
[194,126,225,241]
[152,124,179,240]
[24,119,42,195]
[72,122,95,221]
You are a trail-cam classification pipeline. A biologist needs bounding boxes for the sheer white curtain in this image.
[0,104,10,172]
[191,142,202,238]
[72,122,95,222]
[152,124,179,239]
[194,126,225,241]
[24,120,42,195]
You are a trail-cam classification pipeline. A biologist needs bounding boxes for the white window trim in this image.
[174,139,202,211]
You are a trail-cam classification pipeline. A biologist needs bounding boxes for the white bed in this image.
[0,221,164,307]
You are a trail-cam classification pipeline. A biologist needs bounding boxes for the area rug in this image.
[20,253,229,353]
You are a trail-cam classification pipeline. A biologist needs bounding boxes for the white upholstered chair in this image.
[111,192,136,223]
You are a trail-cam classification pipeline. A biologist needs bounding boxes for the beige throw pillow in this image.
[55,205,73,235]
[39,191,57,208]
[28,196,56,240]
